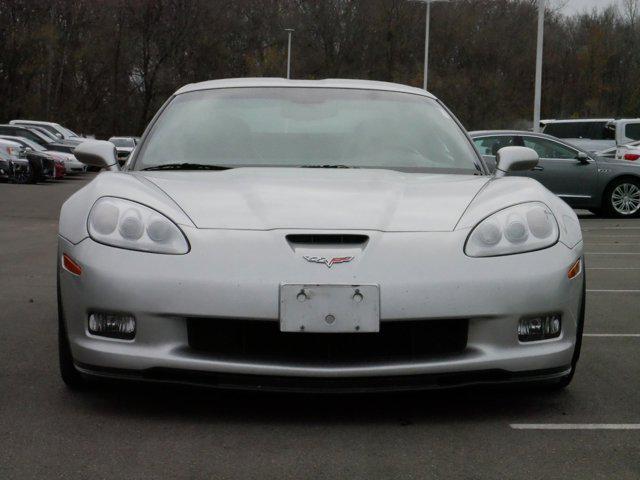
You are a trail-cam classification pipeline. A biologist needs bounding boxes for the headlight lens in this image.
[88,197,189,254]
[465,202,558,257]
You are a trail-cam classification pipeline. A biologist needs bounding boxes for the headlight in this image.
[88,197,189,254]
[465,202,558,257]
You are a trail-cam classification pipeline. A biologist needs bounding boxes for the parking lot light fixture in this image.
[285,28,294,79]
[409,0,450,90]
[533,0,546,133]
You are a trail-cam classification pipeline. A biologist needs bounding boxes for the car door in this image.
[520,135,598,207]
[472,135,522,172]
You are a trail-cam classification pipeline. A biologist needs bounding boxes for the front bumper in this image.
[64,159,87,173]
[59,228,584,390]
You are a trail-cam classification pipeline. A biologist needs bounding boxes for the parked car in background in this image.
[0,124,77,155]
[596,140,640,161]
[541,118,640,152]
[0,139,31,183]
[24,148,56,182]
[108,136,138,164]
[471,130,640,217]
[10,120,83,144]
[0,135,86,174]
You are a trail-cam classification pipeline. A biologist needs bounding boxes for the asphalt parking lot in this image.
[1,175,639,479]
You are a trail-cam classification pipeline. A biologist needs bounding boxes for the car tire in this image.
[57,269,86,389]
[604,177,640,218]
[544,266,586,390]
[10,163,35,184]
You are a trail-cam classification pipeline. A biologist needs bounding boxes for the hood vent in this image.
[286,234,369,246]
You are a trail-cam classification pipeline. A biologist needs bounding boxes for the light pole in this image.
[533,0,545,132]
[410,0,449,90]
[285,28,294,79]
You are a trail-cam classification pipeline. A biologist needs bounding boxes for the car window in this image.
[135,88,482,174]
[472,136,520,157]
[543,121,613,140]
[523,137,577,159]
[59,125,79,137]
[625,123,640,141]
[24,123,58,136]
[110,138,135,147]
[18,130,46,145]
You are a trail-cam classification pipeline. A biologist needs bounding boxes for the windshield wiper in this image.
[141,163,232,171]
[300,164,357,169]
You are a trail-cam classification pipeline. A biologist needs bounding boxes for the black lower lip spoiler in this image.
[75,363,570,394]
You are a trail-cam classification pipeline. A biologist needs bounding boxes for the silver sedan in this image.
[58,79,584,392]
[471,130,640,217]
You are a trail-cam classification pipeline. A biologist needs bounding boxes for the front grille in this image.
[187,318,468,365]
[286,234,369,246]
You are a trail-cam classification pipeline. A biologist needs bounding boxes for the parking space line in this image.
[510,424,640,430]
[581,227,640,231]
[585,251,640,254]
[587,289,640,293]
[587,267,640,270]
[584,243,640,246]
[584,334,640,337]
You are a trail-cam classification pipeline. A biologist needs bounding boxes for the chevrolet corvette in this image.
[58,78,584,392]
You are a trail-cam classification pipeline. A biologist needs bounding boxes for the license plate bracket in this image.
[280,284,380,333]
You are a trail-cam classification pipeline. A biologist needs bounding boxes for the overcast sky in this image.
[557,0,621,15]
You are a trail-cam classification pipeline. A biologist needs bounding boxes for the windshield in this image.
[59,125,79,137]
[32,127,58,140]
[110,138,135,147]
[2,137,45,151]
[134,88,481,173]
[0,127,49,147]
[28,124,58,136]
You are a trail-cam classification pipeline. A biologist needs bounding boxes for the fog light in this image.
[518,315,561,342]
[88,313,136,340]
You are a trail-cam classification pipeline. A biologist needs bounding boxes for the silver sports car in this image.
[58,78,585,392]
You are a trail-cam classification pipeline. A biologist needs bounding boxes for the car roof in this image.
[541,118,640,123]
[174,77,436,99]
[540,119,613,123]
[10,119,61,127]
[469,130,562,139]
[0,138,22,147]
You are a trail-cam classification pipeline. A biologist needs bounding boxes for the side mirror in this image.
[55,133,63,139]
[576,152,590,164]
[494,146,539,177]
[73,140,120,171]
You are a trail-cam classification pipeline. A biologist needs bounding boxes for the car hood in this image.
[140,168,489,232]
